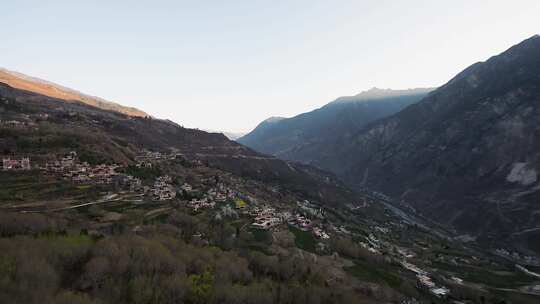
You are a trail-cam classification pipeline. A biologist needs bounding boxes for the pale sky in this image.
[2,1,539,132]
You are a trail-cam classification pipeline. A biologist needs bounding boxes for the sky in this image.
[2,1,539,133]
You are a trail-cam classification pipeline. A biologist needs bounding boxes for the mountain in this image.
[238,116,285,143]
[331,35,540,254]
[2,61,540,304]
[238,88,432,167]
[0,80,357,208]
[0,79,390,304]
[0,73,430,304]
[0,68,148,117]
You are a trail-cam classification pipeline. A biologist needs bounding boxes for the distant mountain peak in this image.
[238,88,431,160]
[355,87,434,98]
[263,116,286,123]
[332,87,435,104]
[504,34,540,52]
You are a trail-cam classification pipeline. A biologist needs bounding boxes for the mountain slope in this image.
[0,68,148,117]
[0,76,415,304]
[238,88,432,168]
[335,35,540,254]
[0,81,356,207]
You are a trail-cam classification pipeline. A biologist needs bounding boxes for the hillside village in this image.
[1,3,540,302]
[2,81,540,303]
[4,144,539,302]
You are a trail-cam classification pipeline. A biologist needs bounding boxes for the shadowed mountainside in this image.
[238,88,432,168]
[333,35,540,254]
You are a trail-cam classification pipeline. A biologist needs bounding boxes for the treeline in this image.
[0,211,400,304]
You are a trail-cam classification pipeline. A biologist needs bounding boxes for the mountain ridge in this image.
[333,34,540,254]
[0,67,148,117]
[330,87,434,104]
[238,87,433,167]
[0,80,358,208]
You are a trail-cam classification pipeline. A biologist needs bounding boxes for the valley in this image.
[241,35,540,264]
[1,67,539,303]
[0,7,539,301]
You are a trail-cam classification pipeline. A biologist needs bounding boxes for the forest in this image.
[0,210,403,304]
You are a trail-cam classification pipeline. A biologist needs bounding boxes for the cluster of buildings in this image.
[188,197,216,211]
[0,112,48,129]
[285,201,333,239]
[43,152,120,184]
[2,157,31,171]
[135,150,183,168]
[207,182,235,202]
[250,207,286,230]
[0,119,37,129]
[288,214,312,231]
[114,174,143,191]
[1,120,25,127]
[186,182,236,211]
[358,233,382,254]
[313,226,330,239]
[400,261,450,298]
[65,163,119,184]
[144,175,176,201]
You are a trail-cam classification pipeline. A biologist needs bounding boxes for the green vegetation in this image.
[250,228,272,243]
[78,149,112,165]
[433,261,536,288]
[0,172,102,204]
[0,219,371,304]
[288,225,317,252]
[345,259,403,288]
[122,165,162,181]
[1,82,537,304]
[187,269,214,303]
[234,198,247,208]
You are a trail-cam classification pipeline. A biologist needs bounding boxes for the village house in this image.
[250,206,282,230]
[417,275,435,288]
[1,120,22,127]
[180,183,193,192]
[397,247,416,259]
[289,214,312,231]
[429,287,449,298]
[42,151,120,185]
[136,160,153,168]
[251,217,281,230]
[400,261,427,276]
[150,176,176,200]
[188,197,215,211]
[2,157,31,171]
[113,175,142,191]
[61,151,77,168]
[313,227,330,239]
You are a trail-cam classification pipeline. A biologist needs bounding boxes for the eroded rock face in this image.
[506,163,537,186]
[330,35,540,254]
